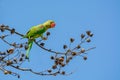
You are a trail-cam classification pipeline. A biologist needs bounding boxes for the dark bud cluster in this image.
[86,30,94,37]
[19,44,23,48]
[7,48,14,54]
[86,31,91,35]
[19,58,23,62]
[72,52,77,56]
[0,52,6,55]
[24,45,29,50]
[61,71,65,75]
[77,45,81,49]
[11,28,15,34]
[70,38,75,43]
[52,64,57,69]
[6,60,13,66]
[81,34,85,39]
[83,56,87,60]
[80,48,85,53]
[40,42,45,46]
[51,56,66,70]
[47,69,52,73]
[0,24,5,32]
[13,58,18,63]
[46,32,50,36]
[0,35,6,39]
[86,38,91,43]
[63,45,67,49]
[4,70,12,75]
[51,56,54,60]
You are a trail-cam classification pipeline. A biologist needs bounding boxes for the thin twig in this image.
[4,27,24,37]
[34,40,65,54]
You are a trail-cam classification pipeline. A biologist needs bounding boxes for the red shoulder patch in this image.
[40,25,44,28]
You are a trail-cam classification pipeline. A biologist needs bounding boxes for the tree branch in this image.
[0,24,95,78]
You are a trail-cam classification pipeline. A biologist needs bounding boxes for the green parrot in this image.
[23,20,56,59]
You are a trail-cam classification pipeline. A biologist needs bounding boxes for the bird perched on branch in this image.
[23,20,56,59]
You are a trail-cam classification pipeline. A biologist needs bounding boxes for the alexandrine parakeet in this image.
[24,20,56,59]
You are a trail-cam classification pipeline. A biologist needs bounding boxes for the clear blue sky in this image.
[0,0,120,80]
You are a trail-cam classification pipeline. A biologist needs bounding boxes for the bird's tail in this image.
[26,40,33,61]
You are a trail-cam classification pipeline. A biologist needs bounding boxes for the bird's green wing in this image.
[25,24,46,39]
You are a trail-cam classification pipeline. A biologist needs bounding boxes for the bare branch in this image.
[0,24,95,78]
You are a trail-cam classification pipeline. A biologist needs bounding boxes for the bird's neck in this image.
[43,23,49,30]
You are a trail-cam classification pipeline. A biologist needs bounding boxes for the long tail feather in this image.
[26,40,33,60]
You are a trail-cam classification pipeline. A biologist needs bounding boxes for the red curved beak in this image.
[50,23,56,28]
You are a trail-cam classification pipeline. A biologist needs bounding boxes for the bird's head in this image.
[43,20,56,29]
